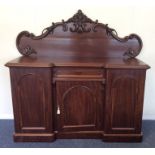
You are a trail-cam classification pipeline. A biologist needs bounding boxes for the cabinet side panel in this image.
[17,73,45,128]
[10,68,53,133]
[104,69,146,134]
[111,77,137,129]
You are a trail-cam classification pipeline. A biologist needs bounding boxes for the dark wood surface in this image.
[104,69,146,134]
[55,81,104,132]
[10,68,55,142]
[16,10,142,58]
[5,56,149,69]
[6,10,150,142]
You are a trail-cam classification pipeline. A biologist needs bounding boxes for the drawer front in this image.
[53,67,105,79]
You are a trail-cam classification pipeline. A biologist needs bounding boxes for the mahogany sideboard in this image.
[5,10,150,142]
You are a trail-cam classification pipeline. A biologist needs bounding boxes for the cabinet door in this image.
[55,81,104,132]
[10,68,53,134]
[104,69,146,134]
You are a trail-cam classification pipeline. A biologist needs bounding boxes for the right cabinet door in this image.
[104,69,146,134]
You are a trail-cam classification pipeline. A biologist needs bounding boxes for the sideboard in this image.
[5,10,150,142]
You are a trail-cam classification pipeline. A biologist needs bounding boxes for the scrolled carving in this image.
[41,20,68,36]
[94,23,142,58]
[110,32,142,58]
[20,45,36,56]
[92,23,142,58]
[16,31,37,56]
[16,9,143,58]
[67,10,94,23]
[123,34,143,58]
[66,10,98,33]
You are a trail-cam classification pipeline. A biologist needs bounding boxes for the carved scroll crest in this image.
[16,10,142,58]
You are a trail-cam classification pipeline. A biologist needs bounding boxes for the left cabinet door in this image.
[9,67,55,142]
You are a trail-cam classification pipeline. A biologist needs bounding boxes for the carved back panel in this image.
[17,10,142,58]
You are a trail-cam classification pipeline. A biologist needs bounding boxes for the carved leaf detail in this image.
[20,45,36,56]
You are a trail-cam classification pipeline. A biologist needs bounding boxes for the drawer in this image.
[53,67,105,79]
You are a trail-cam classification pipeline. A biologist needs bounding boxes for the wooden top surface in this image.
[5,56,150,69]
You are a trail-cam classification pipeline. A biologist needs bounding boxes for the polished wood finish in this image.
[104,69,146,141]
[6,10,150,142]
[9,68,55,142]
[16,10,142,58]
[6,56,149,69]
[55,81,104,132]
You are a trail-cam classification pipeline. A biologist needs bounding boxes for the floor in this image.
[0,120,155,148]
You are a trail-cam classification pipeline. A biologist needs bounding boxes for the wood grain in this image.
[6,10,150,142]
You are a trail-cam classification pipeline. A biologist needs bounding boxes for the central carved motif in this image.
[66,10,97,33]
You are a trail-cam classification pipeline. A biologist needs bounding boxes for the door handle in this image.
[57,105,60,114]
